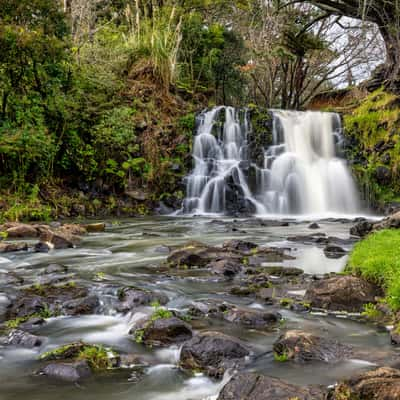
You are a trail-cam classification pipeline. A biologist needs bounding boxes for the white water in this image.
[183,107,360,216]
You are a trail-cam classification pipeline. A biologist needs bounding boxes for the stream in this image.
[0,215,396,400]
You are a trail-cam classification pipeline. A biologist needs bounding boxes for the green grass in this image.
[347,229,400,310]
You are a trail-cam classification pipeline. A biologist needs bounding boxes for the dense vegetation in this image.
[348,229,400,311]
[0,0,399,220]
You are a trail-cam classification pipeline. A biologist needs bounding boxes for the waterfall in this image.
[182,107,360,216]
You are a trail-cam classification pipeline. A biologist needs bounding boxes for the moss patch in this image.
[347,229,400,310]
[343,88,400,209]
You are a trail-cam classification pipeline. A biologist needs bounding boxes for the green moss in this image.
[134,329,145,344]
[150,307,173,321]
[40,342,115,371]
[343,88,400,208]
[279,298,294,307]
[77,345,112,371]
[5,307,53,329]
[347,229,400,310]
[273,351,289,362]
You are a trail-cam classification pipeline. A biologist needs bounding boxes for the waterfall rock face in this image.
[182,107,360,216]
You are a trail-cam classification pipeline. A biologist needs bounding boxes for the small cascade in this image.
[182,107,360,216]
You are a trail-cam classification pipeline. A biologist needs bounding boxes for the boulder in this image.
[374,211,400,230]
[83,223,106,233]
[305,275,380,312]
[207,259,242,277]
[217,373,326,400]
[39,360,92,382]
[116,287,168,312]
[0,242,28,253]
[6,284,90,319]
[308,222,320,229]
[223,307,280,328]
[180,331,250,377]
[350,219,373,237]
[62,295,100,315]
[134,317,192,346]
[331,367,400,400]
[37,230,75,250]
[222,239,258,253]
[7,329,44,348]
[5,224,38,238]
[43,264,68,274]
[273,330,352,362]
[323,244,347,259]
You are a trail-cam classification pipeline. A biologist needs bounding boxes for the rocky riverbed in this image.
[0,215,399,400]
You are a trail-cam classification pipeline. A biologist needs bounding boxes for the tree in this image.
[294,0,400,90]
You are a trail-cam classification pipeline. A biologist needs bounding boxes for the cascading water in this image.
[182,107,360,216]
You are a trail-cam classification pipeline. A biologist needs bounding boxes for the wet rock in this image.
[350,219,373,237]
[83,223,106,233]
[287,233,327,243]
[18,316,46,332]
[5,224,39,238]
[134,317,192,346]
[43,264,68,275]
[34,242,53,253]
[223,307,280,328]
[217,373,326,400]
[7,329,44,348]
[263,266,304,276]
[273,330,352,362]
[323,244,347,259]
[222,239,258,253]
[305,275,380,312]
[207,259,242,277]
[62,295,100,315]
[37,230,75,250]
[0,242,28,253]
[374,211,400,230]
[331,367,400,400]
[308,222,320,229]
[39,360,92,382]
[230,286,255,296]
[167,241,216,268]
[6,284,90,319]
[180,331,250,378]
[116,287,168,312]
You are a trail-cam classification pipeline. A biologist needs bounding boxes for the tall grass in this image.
[347,229,400,310]
[125,3,182,92]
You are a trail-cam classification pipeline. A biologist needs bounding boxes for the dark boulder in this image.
[217,373,326,400]
[323,244,347,259]
[43,264,68,274]
[116,287,168,312]
[207,259,242,277]
[180,331,250,378]
[0,242,28,253]
[134,317,192,346]
[331,367,400,400]
[39,360,92,382]
[223,307,281,328]
[7,329,44,348]
[222,239,258,253]
[308,222,320,229]
[305,275,380,312]
[62,295,100,316]
[273,330,352,362]
[5,224,39,238]
[350,219,373,237]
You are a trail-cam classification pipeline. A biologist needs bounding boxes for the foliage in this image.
[274,351,289,362]
[344,89,400,208]
[347,229,400,311]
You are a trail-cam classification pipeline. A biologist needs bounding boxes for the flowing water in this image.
[183,107,360,216]
[0,216,393,400]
